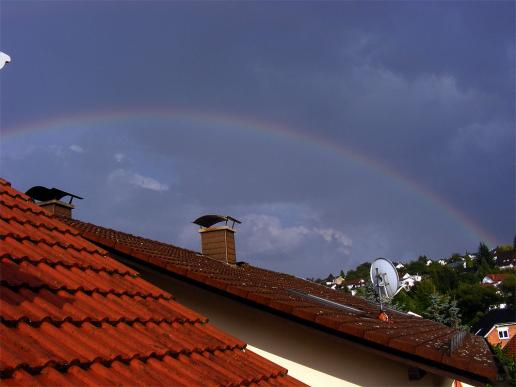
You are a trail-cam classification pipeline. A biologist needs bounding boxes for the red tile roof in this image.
[485,273,510,282]
[62,217,498,383]
[0,179,300,386]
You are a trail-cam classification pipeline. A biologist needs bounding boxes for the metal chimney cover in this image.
[25,186,83,203]
[193,215,241,228]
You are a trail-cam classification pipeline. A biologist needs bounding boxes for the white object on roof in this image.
[0,52,11,70]
[370,258,400,300]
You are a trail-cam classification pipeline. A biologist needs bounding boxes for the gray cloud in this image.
[1,2,513,277]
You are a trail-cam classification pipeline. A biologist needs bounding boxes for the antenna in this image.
[370,258,400,313]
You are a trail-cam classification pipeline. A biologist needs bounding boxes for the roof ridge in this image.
[64,217,200,256]
[0,281,173,300]
[0,342,246,379]
[0,185,30,200]
[2,255,135,276]
[0,179,11,187]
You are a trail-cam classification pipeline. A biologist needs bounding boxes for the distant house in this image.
[438,259,447,266]
[425,259,433,266]
[17,179,500,386]
[482,273,510,288]
[332,275,345,286]
[400,273,422,290]
[343,278,366,295]
[394,262,405,270]
[449,260,467,269]
[472,309,516,350]
[494,250,516,270]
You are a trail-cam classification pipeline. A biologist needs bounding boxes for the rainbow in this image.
[1,107,499,247]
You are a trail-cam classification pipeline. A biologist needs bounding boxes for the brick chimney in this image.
[39,199,74,218]
[25,186,82,219]
[193,215,241,264]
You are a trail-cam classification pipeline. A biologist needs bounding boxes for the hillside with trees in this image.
[308,242,515,328]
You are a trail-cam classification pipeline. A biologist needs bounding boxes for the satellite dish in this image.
[370,258,400,310]
[0,52,10,70]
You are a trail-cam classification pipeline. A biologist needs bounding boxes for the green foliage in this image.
[422,293,462,328]
[404,256,428,276]
[498,245,514,253]
[475,242,495,271]
[392,288,417,312]
[346,262,371,280]
[453,283,502,325]
[447,299,461,328]
[458,271,481,285]
[411,279,436,313]
[449,253,463,263]
[424,293,446,324]
[334,240,513,328]
[363,283,379,303]
[500,275,516,309]
[492,344,516,386]
[428,265,458,294]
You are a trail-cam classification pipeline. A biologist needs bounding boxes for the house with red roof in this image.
[0,179,299,386]
[482,273,511,288]
[472,309,516,354]
[15,184,500,386]
[3,180,504,386]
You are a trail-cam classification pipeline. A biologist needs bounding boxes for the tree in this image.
[492,344,515,385]
[346,262,371,280]
[476,242,494,269]
[497,245,513,253]
[446,299,462,328]
[405,256,429,276]
[363,283,379,303]
[423,293,462,328]
[500,275,516,309]
[411,278,436,314]
[424,293,446,324]
[392,288,418,312]
[428,266,458,294]
[453,283,502,325]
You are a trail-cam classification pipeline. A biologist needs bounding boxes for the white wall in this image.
[135,263,455,386]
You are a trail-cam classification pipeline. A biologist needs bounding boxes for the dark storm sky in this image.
[0,1,514,277]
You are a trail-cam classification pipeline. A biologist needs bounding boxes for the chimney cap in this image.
[193,214,241,228]
[26,186,83,204]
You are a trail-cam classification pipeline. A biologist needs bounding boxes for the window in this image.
[497,327,509,340]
